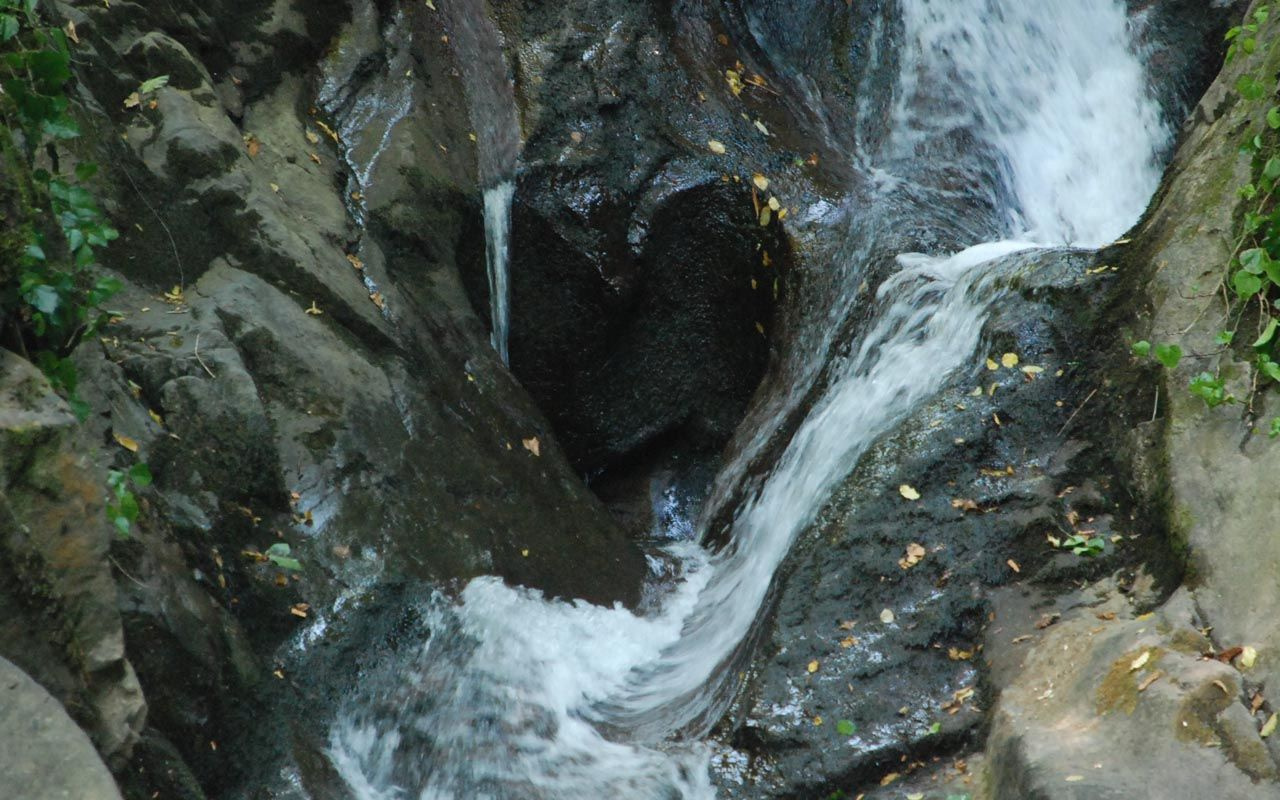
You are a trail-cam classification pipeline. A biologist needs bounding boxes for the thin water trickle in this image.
[331,2,1171,796]
[484,182,515,365]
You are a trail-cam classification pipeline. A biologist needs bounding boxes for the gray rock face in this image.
[0,656,123,800]
[0,353,146,768]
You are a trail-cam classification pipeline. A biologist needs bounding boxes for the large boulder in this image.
[0,656,124,800]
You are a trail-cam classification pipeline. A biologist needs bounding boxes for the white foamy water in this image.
[331,1,1169,796]
[484,181,515,365]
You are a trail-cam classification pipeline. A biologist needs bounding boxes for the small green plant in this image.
[265,542,302,571]
[106,463,152,537]
[1063,533,1106,557]
[835,719,856,736]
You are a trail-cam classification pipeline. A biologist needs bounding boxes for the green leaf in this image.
[268,555,302,571]
[1154,344,1183,369]
[927,721,942,735]
[112,513,132,537]
[1255,319,1279,349]
[1216,330,1235,345]
[1241,247,1269,274]
[128,463,153,487]
[265,542,292,558]
[1269,106,1280,129]
[1238,75,1268,102]
[1131,340,1151,357]
[1264,158,1280,181]
[27,284,59,314]
[138,74,170,94]
[1270,418,1280,439]
[835,719,856,736]
[0,14,17,41]
[75,162,99,181]
[1234,269,1265,299]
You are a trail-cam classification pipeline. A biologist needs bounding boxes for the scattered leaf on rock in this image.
[1007,559,1021,573]
[305,301,323,316]
[879,772,900,787]
[1129,650,1150,672]
[522,437,541,457]
[880,608,895,624]
[752,173,769,191]
[1001,352,1019,368]
[1138,670,1163,692]
[807,660,819,674]
[951,498,979,512]
[898,542,926,570]
[707,139,727,154]
[898,484,921,501]
[948,647,973,661]
[1263,713,1278,738]
[114,433,139,452]
[986,358,999,370]
[1241,646,1258,669]
[289,603,310,619]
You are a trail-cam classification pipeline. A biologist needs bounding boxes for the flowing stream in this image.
[331,1,1170,796]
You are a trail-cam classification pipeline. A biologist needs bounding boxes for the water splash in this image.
[331,1,1170,796]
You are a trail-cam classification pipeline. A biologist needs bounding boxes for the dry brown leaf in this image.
[114,432,139,452]
[245,135,261,157]
[289,603,310,618]
[899,484,921,501]
[707,139,727,155]
[752,173,769,192]
[1138,670,1163,692]
[948,647,973,661]
[64,20,79,44]
[951,498,979,512]
[1006,559,1021,573]
[523,437,541,457]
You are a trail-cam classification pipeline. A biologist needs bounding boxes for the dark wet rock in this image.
[0,656,124,800]
[712,246,1186,797]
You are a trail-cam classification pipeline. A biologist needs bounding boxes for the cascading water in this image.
[484,182,515,365]
[331,1,1171,796]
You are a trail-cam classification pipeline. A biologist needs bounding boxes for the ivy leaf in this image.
[1154,344,1183,369]
[836,719,856,736]
[1269,106,1280,130]
[1254,319,1279,350]
[1238,75,1268,102]
[1234,269,1265,299]
[128,462,153,487]
[1241,247,1269,275]
[0,14,18,41]
[1131,340,1151,357]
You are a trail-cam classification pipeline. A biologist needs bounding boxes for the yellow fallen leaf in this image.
[425,0,436,9]
[1022,365,1044,375]
[1241,646,1258,669]
[523,437,541,457]
[898,484,921,501]
[305,301,323,316]
[807,660,819,674]
[753,119,770,136]
[880,608,895,624]
[767,196,780,211]
[289,603,310,618]
[64,20,79,44]
[1001,352,1019,368]
[879,772,900,787]
[986,358,999,371]
[114,433,139,452]
[840,636,857,648]
[1129,650,1150,672]
[123,91,140,109]
[812,716,822,725]
[1007,559,1021,573]
[305,130,320,145]
[1263,713,1278,738]
[707,139,726,154]
[520,548,530,557]
[759,206,772,226]
[752,173,769,191]
[1065,775,1084,782]
[948,647,974,661]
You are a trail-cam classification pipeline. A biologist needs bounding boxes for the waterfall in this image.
[330,1,1170,796]
[484,182,515,365]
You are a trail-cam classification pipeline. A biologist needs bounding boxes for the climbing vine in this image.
[1,1,150,534]
[0,0,120,418]
[1134,4,1280,431]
